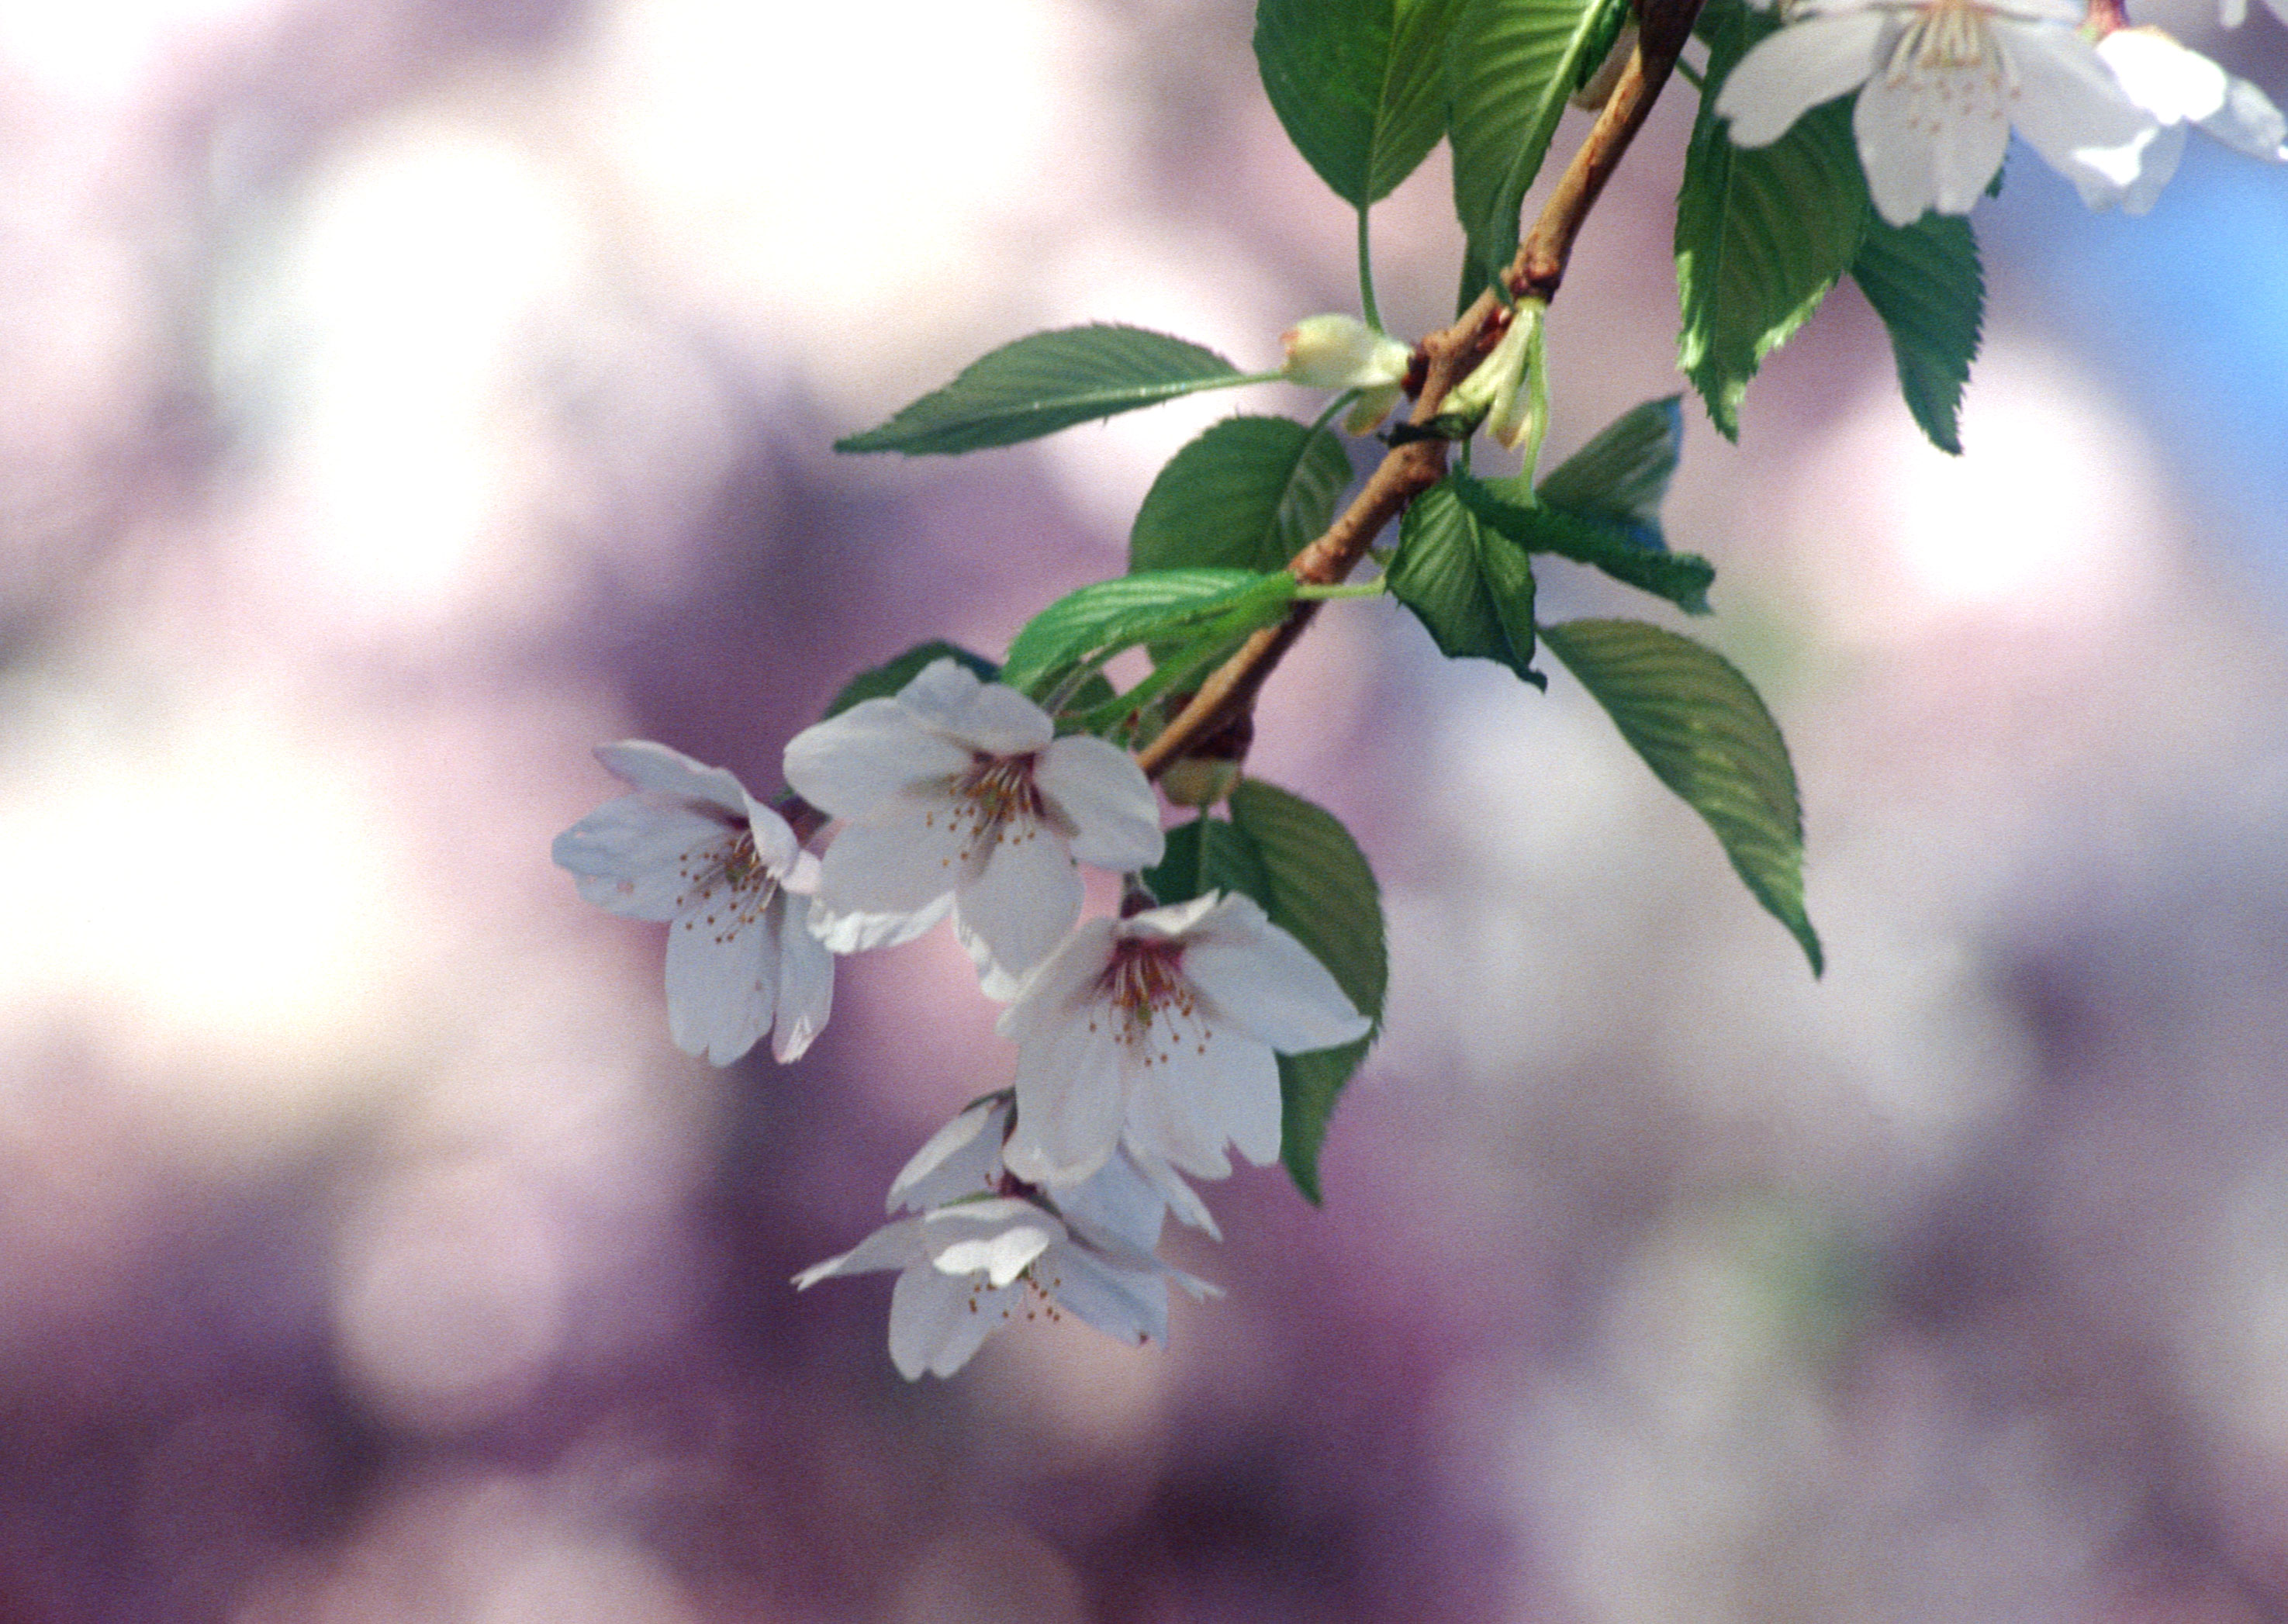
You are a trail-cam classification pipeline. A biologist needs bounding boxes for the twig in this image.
[1135,0,1707,780]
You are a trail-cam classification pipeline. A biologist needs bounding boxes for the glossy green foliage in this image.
[1540,617,1821,973]
[1675,4,1868,437]
[837,325,1243,454]
[1254,0,1464,205]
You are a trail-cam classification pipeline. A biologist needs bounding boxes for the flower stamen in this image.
[1096,938,1213,1068]
[676,828,779,943]
[940,752,1051,865]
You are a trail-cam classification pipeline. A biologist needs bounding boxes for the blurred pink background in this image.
[7,0,2288,1618]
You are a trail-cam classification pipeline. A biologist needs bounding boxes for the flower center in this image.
[931,752,1051,864]
[958,752,1046,826]
[1092,938,1213,1066]
[1892,0,2001,77]
[675,826,777,943]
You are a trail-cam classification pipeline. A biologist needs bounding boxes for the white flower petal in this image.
[943,685,1057,757]
[1034,1242,1169,1348]
[664,892,776,1064]
[1036,735,1165,871]
[2000,22,2157,194]
[783,698,972,822]
[2117,121,2186,213]
[2100,27,2228,124]
[814,810,972,925]
[594,740,749,816]
[1005,1000,1127,1187]
[893,658,1056,755]
[996,918,1118,1037]
[1055,1146,1172,1255]
[769,896,835,1063]
[807,893,952,955]
[959,920,1031,1002]
[1182,931,1370,1056]
[1123,1143,1223,1239]
[1171,1025,1284,1172]
[889,1101,1008,1213]
[1716,10,1887,147]
[1125,1061,1233,1183]
[792,1217,928,1287]
[888,1263,1015,1379]
[552,800,728,921]
[890,657,989,732]
[925,1204,1059,1287]
[739,792,802,876]
[1117,891,1222,944]
[2200,72,2287,160]
[953,820,1084,977]
[1848,64,1994,223]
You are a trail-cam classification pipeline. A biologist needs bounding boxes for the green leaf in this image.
[1448,0,1628,293]
[1851,213,1982,455]
[1254,0,1463,205]
[1130,416,1353,576]
[820,640,999,720]
[1377,0,1471,199]
[1142,814,1273,916]
[1229,783,1385,1055]
[1232,781,1387,1204]
[1456,474,1713,613]
[1540,618,1821,973]
[836,325,1245,455]
[1675,5,1868,438]
[998,569,1298,700]
[1388,478,1543,686]
[1535,396,1685,530]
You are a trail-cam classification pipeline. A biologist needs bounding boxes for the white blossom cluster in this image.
[555,659,1368,1378]
[1714,0,2288,226]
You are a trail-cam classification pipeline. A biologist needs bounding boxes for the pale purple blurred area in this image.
[7,0,2288,1618]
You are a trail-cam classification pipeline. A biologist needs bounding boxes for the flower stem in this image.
[1356,206,1383,333]
[1134,0,1709,780]
[1293,582,1388,601]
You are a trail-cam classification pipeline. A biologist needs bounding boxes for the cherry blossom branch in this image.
[1135,0,1708,781]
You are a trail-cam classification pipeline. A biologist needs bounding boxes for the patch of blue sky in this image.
[1986,135,2288,582]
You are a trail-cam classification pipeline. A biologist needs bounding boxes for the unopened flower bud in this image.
[1443,309,1526,428]
[1160,755,1243,809]
[1443,301,1545,451]
[1343,382,1406,435]
[1156,707,1250,809]
[1279,314,1412,391]
[1571,22,1637,112]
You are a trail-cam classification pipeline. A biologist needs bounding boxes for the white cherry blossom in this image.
[1716,0,2158,226]
[782,658,1164,982]
[793,1098,1217,1380]
[2070,28,2287,213]
[553,741,832,1065]
[995,891,1373,1188]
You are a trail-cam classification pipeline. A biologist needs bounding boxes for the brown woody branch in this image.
[1135,0,1706,780]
